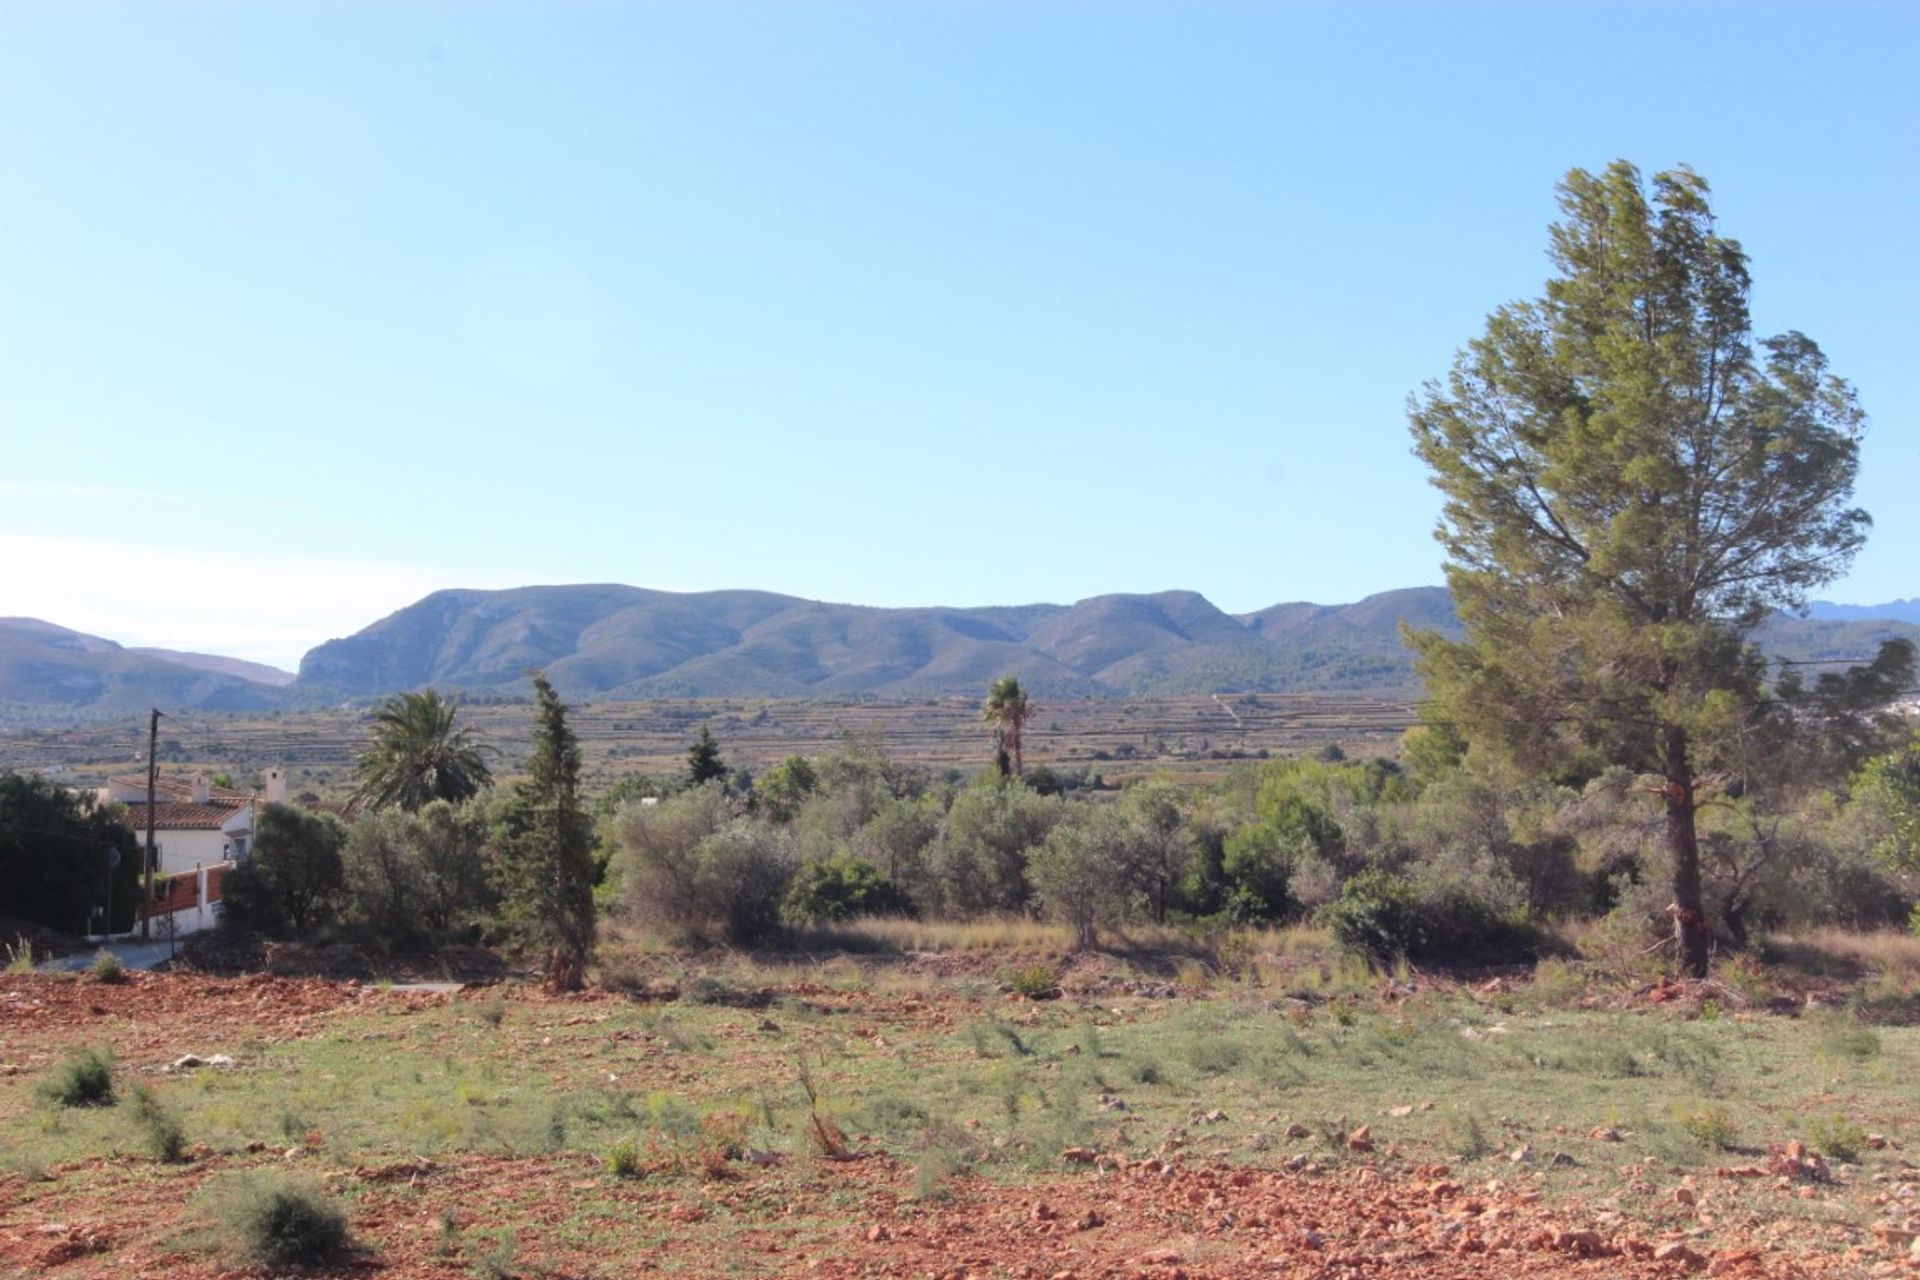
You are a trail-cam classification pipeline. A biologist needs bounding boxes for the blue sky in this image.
[2,1,1914,670]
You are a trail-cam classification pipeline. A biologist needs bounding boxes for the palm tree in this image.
[982,676,1032,778]
[349,690,495,812]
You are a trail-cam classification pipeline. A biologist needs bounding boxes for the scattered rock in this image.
[1653,1241,1708,1271]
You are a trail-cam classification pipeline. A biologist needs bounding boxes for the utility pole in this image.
[142,708,161,942]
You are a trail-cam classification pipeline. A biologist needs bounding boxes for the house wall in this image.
[134,862,229,938]
[152,829,231,876]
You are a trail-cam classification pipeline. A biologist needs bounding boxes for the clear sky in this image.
[2,1,1914,671]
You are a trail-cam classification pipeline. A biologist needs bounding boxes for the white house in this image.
[91,768,289,939]
[100,771,279,874]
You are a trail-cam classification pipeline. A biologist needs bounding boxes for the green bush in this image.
[39,1047,114,1108]
[613,791,796,945]
[211,1175,350,1266]
[1324,871,1540,967]
[606,1140,645,1178]
[1806,1114,1867,1162]
[781,855,909,925]
[89,949,125,983]
[1676,1103,1739,1152]
[1004,964,1060,998]
[1323,871,1424,966]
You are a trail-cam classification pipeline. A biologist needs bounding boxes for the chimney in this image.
[264,768,287,805]
[191,773,212,805]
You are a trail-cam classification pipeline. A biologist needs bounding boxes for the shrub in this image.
[128,1083,187,1161]
[781,855,909,925]
[695,825,796,944]
[1005,964,1060,999]
[1676,1103,1738,1152]
[1324,870,1540,967]
[40,1047,114,1108]
[89,949,125,983]
[923,782,1060,918]
[1028,810,1132,948]
[1806,1114,1867,1163]
[343,801,496,942]
[220,804,347,937]
[210,1175,350,1267]
[1324,872,1424,967]
[607,1140,645,1178]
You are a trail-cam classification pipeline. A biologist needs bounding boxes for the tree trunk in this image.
[546,943,585,993]
[1662,726,1712,978]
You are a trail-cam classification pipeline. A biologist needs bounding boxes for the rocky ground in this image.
[2,967,1913,1279]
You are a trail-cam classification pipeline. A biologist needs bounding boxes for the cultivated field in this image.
[0,694,1419,800]
[3,930,1918,1278]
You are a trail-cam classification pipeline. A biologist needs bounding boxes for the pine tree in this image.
[494,673,596,991]
[1408,161,1871,977]
[686,725,727,787]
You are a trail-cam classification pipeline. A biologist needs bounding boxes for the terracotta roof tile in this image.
[114,801,251,830]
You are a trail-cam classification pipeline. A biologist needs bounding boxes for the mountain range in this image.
[2,588,1915,712]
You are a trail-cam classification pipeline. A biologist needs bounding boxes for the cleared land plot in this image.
[0,956,1909,1278]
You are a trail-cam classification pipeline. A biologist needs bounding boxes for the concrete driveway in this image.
[44,940,179,973]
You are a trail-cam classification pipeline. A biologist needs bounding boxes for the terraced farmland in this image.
[0,694,1418,798]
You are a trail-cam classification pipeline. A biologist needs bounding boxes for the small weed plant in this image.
[128,1084,187,1161]
[40,1048,114,1109]
[1806,1114,1868,1163]
[1675,1103,1739,1152]
[606,1139,645,1178]
[1005,964,1060,999]
[89,949,125,983]
[1817,1012,1882,1064]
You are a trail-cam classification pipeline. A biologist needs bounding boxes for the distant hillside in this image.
[1751,614,1920,667]
[293,583,1919,703]
[8,586,1914,712]
[128,648,296,687]
[292,585,1465,701]
[0,618,289,712]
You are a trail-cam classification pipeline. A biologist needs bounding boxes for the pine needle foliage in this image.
[1408,161,1872,976]
[493,673,596,992]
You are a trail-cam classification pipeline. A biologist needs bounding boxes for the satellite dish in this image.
[106,848,121,869]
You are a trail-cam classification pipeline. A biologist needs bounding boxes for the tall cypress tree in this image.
[495,673,596,991]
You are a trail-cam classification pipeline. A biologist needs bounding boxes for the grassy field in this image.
[3,935,1917,1276]
[0,693,1418,800]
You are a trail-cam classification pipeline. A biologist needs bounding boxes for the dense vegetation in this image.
[182,659,1920,981]
[0,772,142,936]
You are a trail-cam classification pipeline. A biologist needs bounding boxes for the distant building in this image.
[92,767,289,938]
